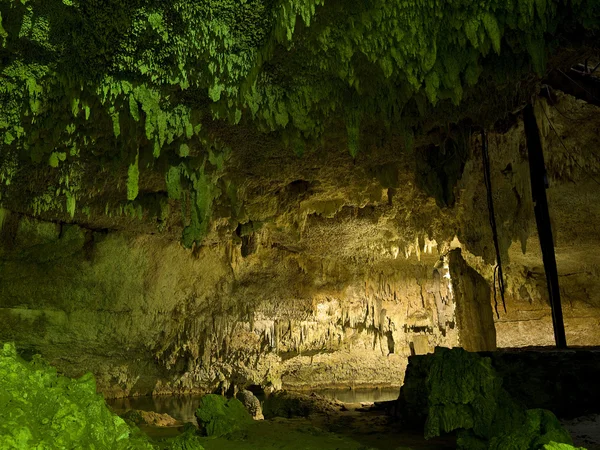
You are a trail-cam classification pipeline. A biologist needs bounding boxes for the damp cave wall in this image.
[1,93,600,397]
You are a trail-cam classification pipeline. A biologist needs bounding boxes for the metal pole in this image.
[523,103,567,348]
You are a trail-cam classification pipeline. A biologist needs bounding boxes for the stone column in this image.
[448,249,497,351]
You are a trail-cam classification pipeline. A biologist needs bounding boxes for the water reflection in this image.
[105,387,400,424]
[107,394,205,424]
[309,387,399,403]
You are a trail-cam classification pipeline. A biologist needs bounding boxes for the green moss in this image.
[543,443,586,450]
[127,152,140,201]
[487,409,574,449]
[0,342,153,449]
[424,348,574,450]
[166,425,205,450]
[195,394,252,437]
[0,207,7,232]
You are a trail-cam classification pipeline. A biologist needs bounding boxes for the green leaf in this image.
[66,192,76,218]
[129,95,140,122]
[127,152,139,201]
[0,12,8,46]
[482,13,501,54]
[111,111,120,138]
[346,121,360,158]
[209,83,225,102]
[49,152,59,168]
[179,143,190,157]
[166,165,181,200]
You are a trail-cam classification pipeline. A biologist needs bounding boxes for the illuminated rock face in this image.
[0,219,461,397]
[1,92,600,396]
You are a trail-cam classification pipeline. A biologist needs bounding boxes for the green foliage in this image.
[127,152,140,201]
[166,166,183,201]
[0,206,7,231]
[0,150,18,186]
[195,394,253,437]
[0,0,598,244]
[0,342,154,449]
[166,143,231,248]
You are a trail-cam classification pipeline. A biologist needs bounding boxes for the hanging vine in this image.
[0,0,597,246]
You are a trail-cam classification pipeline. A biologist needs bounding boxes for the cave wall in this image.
[1,91,600,396]
[0,212,459,398]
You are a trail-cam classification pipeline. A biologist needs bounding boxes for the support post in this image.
[523,103,567,348]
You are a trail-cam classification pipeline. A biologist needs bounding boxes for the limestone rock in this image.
[262,391,340,419]
[195,394,252,437]
[121,410,181,427]
[236,389,264,420]
[0,91,599,399]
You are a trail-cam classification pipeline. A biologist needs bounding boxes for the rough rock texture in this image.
[195,395,252,437]
[399,348,600,424]
[0,212,457,397]
[262,391,340,420]
[449,249,496,352]
[483,349,600,419]
[236,390,264,420]
[0,342,153,449]
[1,91,600,396]
[121,410,181,428]
[401,348,576,450]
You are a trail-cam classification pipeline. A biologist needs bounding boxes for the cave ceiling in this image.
[0,0,599,249]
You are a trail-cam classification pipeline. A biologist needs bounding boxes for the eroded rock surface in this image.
[1,91,599,397]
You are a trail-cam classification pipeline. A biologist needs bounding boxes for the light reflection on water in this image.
[309,387,399,404]
[107,394,205,424]
[105,387,400,424]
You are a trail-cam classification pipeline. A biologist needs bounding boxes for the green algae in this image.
[195,395,253,437]
[191,420,374,450]
[424,347,575,450]
[543,443,586,450]
[0,342,154,449]
[163,425,205,450]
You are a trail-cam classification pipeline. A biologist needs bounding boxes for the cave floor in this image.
[141,407,455,450]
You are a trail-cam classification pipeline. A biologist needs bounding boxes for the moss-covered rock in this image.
[0,342,153,449]
[542,443,586,450]
[423,347,575,450]
[195,394,252,437]
[487,409,575,449]
[262,391,339,419]
[165,424,205,450]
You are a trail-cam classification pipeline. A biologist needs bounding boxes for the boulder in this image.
[121,410,181,427]
[236,389,264,420]
[0,342,153,449]
[195,394,252,437]
[262,391,339,419]
[167,424,206,450]
[399,347,576,450]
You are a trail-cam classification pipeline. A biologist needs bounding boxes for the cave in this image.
[1,1,600,449]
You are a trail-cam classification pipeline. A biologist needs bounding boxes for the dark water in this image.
[106,387,400,424]
[107,394,205,424]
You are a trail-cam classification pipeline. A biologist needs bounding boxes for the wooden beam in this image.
[523,103,567,348]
